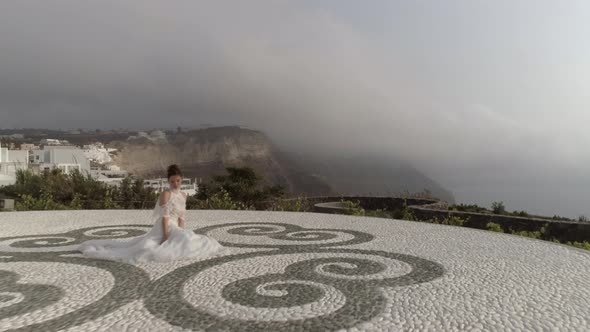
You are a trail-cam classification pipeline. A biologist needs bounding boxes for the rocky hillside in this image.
[291,151,455,203]
[109,126,333,196]
[108,126,454,202]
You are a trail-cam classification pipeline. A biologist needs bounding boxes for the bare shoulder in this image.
[159,190,171,205]
[182,192,187,199]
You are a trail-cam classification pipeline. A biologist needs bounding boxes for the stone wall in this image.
[268,195,590,243]
[410,206,590,242]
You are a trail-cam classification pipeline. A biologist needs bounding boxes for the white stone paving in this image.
[0,262,114,331]
[0,209,588,331]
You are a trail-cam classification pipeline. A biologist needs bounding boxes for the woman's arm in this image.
[178,192,187,229]
[161,216,169,244]
[159,191,172,244]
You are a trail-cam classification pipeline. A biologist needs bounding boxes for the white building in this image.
[90,169,129,187]
[127,130,167,143]
[0,148,29,186]
[30,147,90,175]
[20,143,40,151]
[40,138,62,146]
[149,130,166,141]
[0,133,24,139]
[82,142,115,164]
[143,178,199,196]
[0,174,13,187]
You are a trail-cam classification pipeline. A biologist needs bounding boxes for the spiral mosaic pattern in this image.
[0,210,589,331]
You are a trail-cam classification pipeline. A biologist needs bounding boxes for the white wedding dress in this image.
[78,188,227,264]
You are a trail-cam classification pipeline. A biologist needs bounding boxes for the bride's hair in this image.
[167,164,183,179]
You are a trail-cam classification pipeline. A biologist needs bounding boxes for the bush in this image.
[450,203,489,214]
[389,209,408,220]
[365,208,394,218]
[400,188,434,199]
[549,238,590,251]
[341,199,365,216]
[16,191,69,211]
[513,210,529,217]
[486,222,504,233]
[186,195,207,210]
[196,166,285,208]
[267,196,312,212]
[552,215,572,221]
[69,193,83,210]
[1,169,157,210]
[491,201,506,215]
[206,188,248,210]
[509,230,541,239]
[423,214,468,226]
[103,187,117,209]
[507,223,550,240]
[565,241,590,251]
[399,199,416,221]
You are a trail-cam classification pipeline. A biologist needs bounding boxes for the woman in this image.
[78,164,227,264]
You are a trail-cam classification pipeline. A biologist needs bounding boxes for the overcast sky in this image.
[1,1,588,218]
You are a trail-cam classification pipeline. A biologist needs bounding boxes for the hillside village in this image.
[0,130,199,195]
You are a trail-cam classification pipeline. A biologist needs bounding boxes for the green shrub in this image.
[341,199,365,216]
[103,187,117,209]
[491,201,506,215]
[196,166,285,208]
[513,210,529,217]
[444,215,469,226]
[69,193,83,210]
[186,195,207,210]
[1,169,157,210]
[268,196,312,212]
[552,215,572,221]
[506,223,552,241]
[565,241,590,250]
[16,192,69,211]
[206,189,247,210]
[399,199,416,221]
[486,222,504,233]
[389,208,406,219]
[365,208,393,218]
[509,229,541,239]
[450,203,489,214]
[423,214,468,226]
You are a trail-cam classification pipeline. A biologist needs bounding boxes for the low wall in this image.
[411,206,590,242]
[255,195,434,211]
[281,195,590,243]
[314,201,348,214]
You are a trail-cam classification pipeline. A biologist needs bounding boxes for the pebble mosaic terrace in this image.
[0,209,589,331]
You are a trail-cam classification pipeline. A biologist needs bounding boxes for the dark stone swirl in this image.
[0,225,151,249]
[144,248,445,331]
[0,254,150,332]
[0,270,64,319]
[0,221,446,332]
[195,222,375,248]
